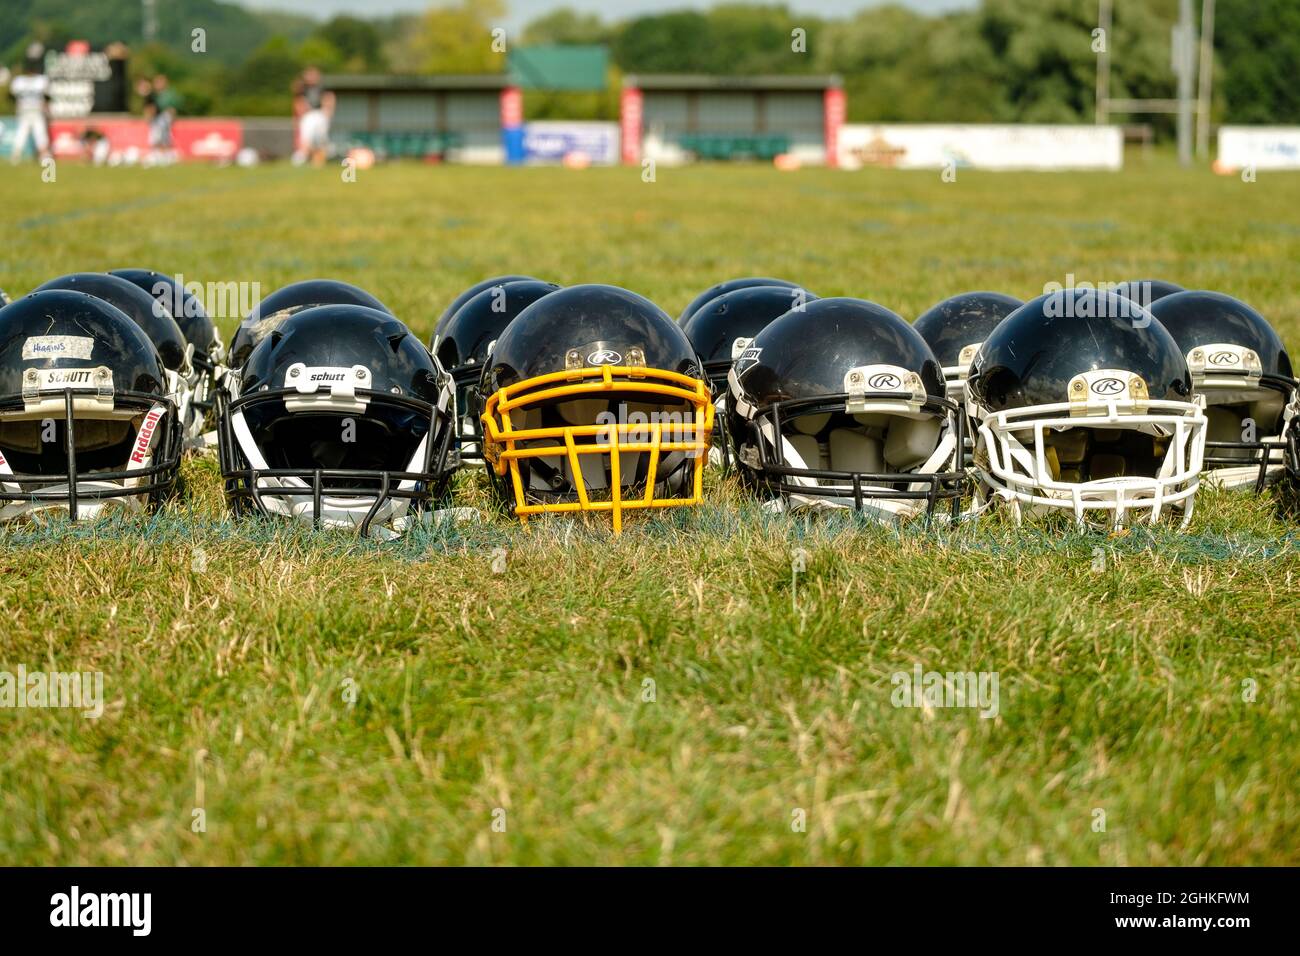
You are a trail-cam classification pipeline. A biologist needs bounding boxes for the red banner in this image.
[50,118,242,162]
[500,86,523,129]
[620,87,642,165]
[823,88,845,169]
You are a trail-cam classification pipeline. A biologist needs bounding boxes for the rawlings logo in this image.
[867,372,902,390]
[1090,377,1126,396]
[1209,351,1240,366]
[587,349,622,366]
[129,409,164,465]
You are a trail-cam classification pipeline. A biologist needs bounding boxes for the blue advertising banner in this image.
[522,122,619,165]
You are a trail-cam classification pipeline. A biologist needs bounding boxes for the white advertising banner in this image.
[1217,126,1300,171]
[838,124,1123,171]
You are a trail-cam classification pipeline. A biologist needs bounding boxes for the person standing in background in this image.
[9,48,50,165]
[292,66,334,167]
[148,73,179,165]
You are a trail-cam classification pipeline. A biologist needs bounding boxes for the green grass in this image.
[1,155,1298,865]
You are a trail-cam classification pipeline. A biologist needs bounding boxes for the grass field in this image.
[1,155,1298,865]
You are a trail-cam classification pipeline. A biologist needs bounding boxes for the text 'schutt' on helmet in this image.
[227,279,392,378]
[111,267,225,437]
[727,297,964,521]
[434,275,541,344]
[678,276,802,324]
[479,284,713,534]
[1148,290,1297,492]
[217,304,455,538]
[0,290,181,522]
[35,272,201,448]
[965,289,1206,528]
[433,279,560,465]
[912,291,1024,390]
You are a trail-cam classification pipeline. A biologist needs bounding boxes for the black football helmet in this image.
[110,268,224,438]
[34,273,200,447]
[433,279,560,465]
[727,298,964,521]
[678,276,801,324]
[434,275,541,345]
[1113,279,1184,311]
[681,284,817,467]
[0,290,181,522]
[478,284,713,533]
[226,279,392,377]
[966,289,1206,527]
[912,291,1024,390]
[217,304,455,538]
[1148,291,1297,491]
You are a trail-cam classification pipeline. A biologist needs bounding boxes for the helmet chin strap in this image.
[229,407,430,539]
[0,401,170,523]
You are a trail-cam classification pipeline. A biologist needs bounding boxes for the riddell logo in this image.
[1090,377,1126,395]
[130,409,163,464]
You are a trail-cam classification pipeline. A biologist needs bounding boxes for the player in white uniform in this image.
[9,62,50,164]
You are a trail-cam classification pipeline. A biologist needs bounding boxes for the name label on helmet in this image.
[129,407,165,465]
[283,363,371,413]
[22,335,94,361]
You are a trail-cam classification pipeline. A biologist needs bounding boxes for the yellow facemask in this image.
[481,363,714,533]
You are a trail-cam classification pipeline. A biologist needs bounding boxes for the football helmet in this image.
[1114,279,1183,310]
[34,273,200,447]
[678,276,800,323]
[912,291,1024,390]
[966,289,1206,527]
[681,284,817,466]
[0,290,181,522]
[433,279,560,465]
[434,275,541,343]
[727,298,965,521]
[1148,290,1297,491]
[111,268,224,440]
[227,279,392,376]
[217,304,455,538]
[479,284,713,533]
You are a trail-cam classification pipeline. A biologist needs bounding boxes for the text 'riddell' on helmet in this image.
[0,289,181,523]
[1149,289,1297,492]
[434,279,561,466]
[911,291,1023,389]
[678,276,803,324]
[726,296,964,522]
[965,288,1206,528]
[226,279,392,376]
[217,303,455,539]
[478,284,713,534]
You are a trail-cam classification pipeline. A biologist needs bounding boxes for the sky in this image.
[240,0,978,32]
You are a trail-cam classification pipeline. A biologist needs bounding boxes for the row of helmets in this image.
[0,272,1293,535]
